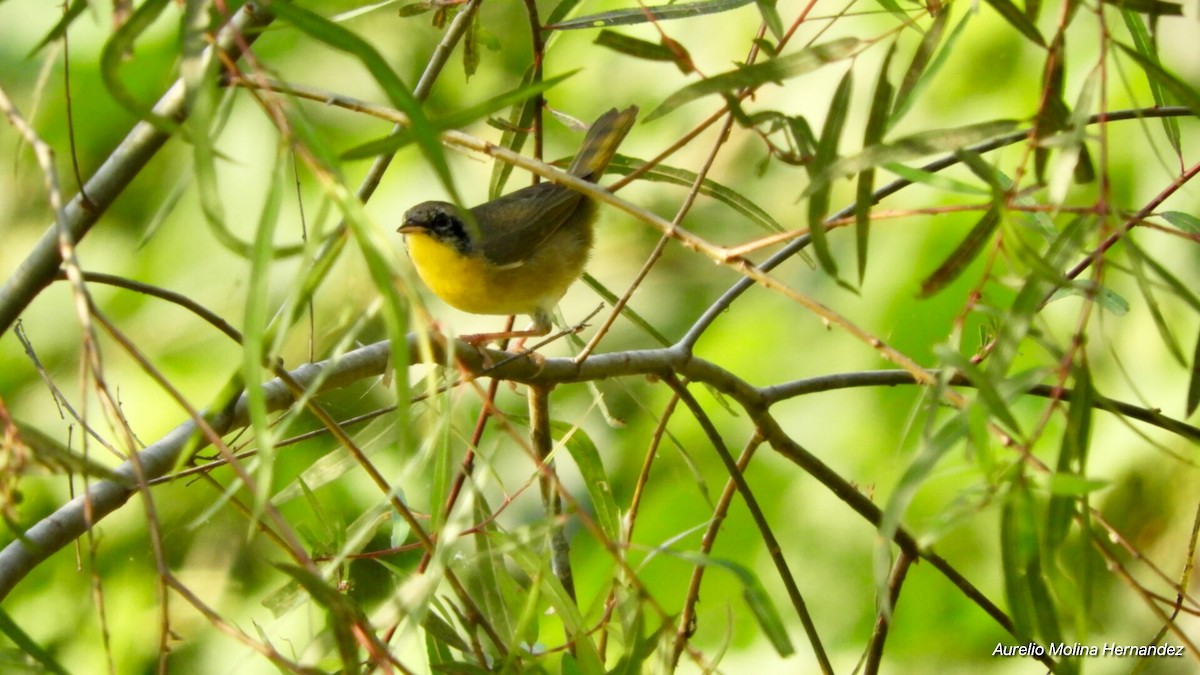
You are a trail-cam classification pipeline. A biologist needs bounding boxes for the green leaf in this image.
[807,69,854,279]
[1116,42,1200,117]
[270,2,458,199]
[812,120,1019,194]
[607,156,783,232]
[489,64,540,200]
[935,346,1025,437]
[755,0,785,41]
[982,0,1046,46]
[882,162,990,195]
[1104,0,1182,14]
[547,0,755,30]
[1000,478,1038,641]
[891,8,966,125]
[550,421,622,542]
[1046,366,1092,549]
[1161,210,1200,234]
[645,38,861,122]
[919,207,1001,297]
[27,0,89,56]
[856,43,896,282]
[1046,281,1130,316]
[0,606,69,675]
[1189,326,1200,415]
[341,71,576,159]
[1121,10,1182,153]
[595,30,680,62]
[661,549,794,656]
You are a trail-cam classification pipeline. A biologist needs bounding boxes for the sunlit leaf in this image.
[607,156,783,232]
[1116,42,1200,116]
[1046,366,1092,550]
[646,38,861,121]
[595,30,680,62]
[1046,281,1130,316]
[813,121,1019,193]
[891,8,965,125]
[1189,327,1200,415]
[882,162,991,195]
[755,0,784,40]
[27,0,88,56]
[271,2,458,199]
[341,71,576,159]
[550,421,621,542]
[806,70,853,280]
[547,0,755,30]
[1121,10,1182,152]
[1161,210,1200,233]
[935,345,1025,437]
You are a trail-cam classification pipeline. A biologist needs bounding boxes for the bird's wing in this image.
[471,182,583,267]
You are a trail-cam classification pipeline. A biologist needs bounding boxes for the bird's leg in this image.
[460,311,551,349]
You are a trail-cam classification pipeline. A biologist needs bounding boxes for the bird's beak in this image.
[397,222,421,235]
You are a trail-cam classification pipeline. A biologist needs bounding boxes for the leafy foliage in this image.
[0,0,1199,672]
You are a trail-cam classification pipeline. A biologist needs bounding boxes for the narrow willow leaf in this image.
[595,30,680,62]
[547,0,755,30]
[607,156,783,232]
[646,38,861,122]
[755,0,785,40]
[99,0,175,129]
[1127,244,1187,365]
[882,162,991,195]
[1105,0,1182,14]
[891,8,965,125]
[550,421,621,542]
[0,607,69,675]
[489,64,539,200]
[1046,281,1130,316]
[1189,327,1200,415]
[664,549,794,656]
[983,0,1046,46]
[1000,479,1038,641]
[274,564,364,670]
[1047,366,1092,550]
[919,207,1001,297]
[271,2,457,198]
[463,6,481,78]
[811,120,1018,194]
[1026,554,1067,656]
[508,546,605,671]
[397,2,434,17]
[807,70,854,278]
[7,422,124,483]
[1116,42,1200,116]
[1161,210,1200,234]
[857,43,897,282]
[341,71,576,159]
[1121,10,1181,152]
[934,345,1025,437]
[28,0,89,56]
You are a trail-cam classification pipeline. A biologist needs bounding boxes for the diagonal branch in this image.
[0,4,276,337]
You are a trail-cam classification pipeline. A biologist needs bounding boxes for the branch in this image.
[0,4,276,337]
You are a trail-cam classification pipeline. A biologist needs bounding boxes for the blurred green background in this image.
[1,0,1199,673]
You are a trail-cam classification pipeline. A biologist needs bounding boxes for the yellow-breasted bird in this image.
[398,106,638,344]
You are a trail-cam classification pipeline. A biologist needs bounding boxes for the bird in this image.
[398,106,638,345]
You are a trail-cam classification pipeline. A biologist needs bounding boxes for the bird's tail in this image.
[568,106,638,181]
